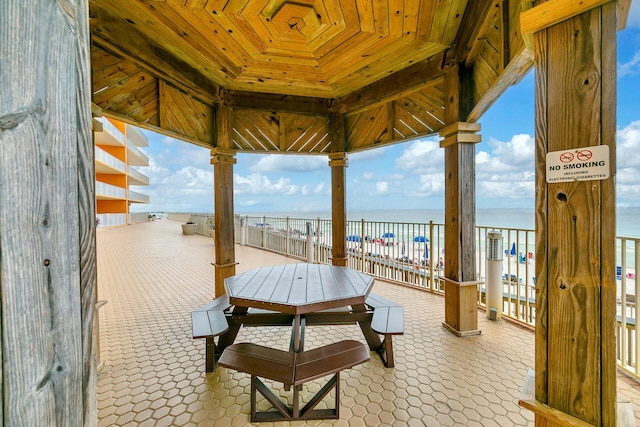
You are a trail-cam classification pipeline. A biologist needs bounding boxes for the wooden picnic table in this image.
[193,263,403,369]
[224,263,374,353]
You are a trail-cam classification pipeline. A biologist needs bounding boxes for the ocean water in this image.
[238,207,638,237]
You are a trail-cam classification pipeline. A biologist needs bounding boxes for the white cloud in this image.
[376,181,389,194]
[619,51,640,78]
[395,139,443,173]
[362,172,375,181]
[476,134,535,201]
[617,121,640,168]
[301,182,326,196]
[249,154,326,173]
[234,173,299,196]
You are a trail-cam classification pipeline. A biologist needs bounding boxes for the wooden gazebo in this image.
[1,0,632,425]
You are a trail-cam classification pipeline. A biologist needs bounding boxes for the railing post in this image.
[361,219,366,272]
[636,240,640,376]
[306,222,314,263]
[429,221,434,292]
[262,216,266,248]
[239,216,246,246]
[316,218,321,263]
[286,217,290,256]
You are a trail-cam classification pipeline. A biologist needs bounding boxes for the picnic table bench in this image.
[218,340,369,421]
[191,291,404,369]
[365,293,404,367]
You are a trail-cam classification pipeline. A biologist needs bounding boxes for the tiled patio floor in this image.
[96,220,640,426]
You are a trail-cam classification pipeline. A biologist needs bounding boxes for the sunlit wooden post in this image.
[329,111,348,267]
[517,1,619,425]
[211,105,237,297]
[440,64,482,337]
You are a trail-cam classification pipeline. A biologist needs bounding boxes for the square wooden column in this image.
[439,122,482,337]
[329,152,348,267]
[518,1,618,425]
[211,104,237,297]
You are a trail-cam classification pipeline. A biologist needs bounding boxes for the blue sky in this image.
[134,4,640,215]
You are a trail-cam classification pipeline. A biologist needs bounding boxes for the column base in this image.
[442,322,481,337]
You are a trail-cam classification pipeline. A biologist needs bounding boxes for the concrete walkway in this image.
[96,220,640,426]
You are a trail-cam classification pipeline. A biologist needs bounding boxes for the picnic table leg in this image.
[352,303,383,355]
[216,306,248,364]
[292,314,302,352]
[205,337,218,373]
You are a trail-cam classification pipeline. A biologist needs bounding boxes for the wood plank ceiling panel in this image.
[108,80,159,126]
[346,105,393,150]
[159,82,213,143]
[232,111,280,152]
[282,114,330,153]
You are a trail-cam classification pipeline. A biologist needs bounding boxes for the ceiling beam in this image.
[454,0,501,65]
[90,3,219,106]
[221,90,333,115]
[520,0,614,35]
[337,54,446,115]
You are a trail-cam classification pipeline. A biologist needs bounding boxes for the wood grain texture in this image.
[213,105,236,297]
[534,5,617,425]
[1,0,89,424]
[86,0,535,158]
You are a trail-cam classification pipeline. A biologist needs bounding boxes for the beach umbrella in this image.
[413,236,429,242]
[510,242,516,256]
[424,243,429,258]
[381,232,394,238]
[346,235,361,242]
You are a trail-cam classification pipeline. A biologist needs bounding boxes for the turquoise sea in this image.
[237,207,639,238]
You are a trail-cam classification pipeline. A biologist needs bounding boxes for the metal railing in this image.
[96,181,126,199]
[97,117,124,143]
[230,214,638,379]
[127,166,149,185]
[126,137,149,165]
[95,146,126,172]
[128,190,150,203]
[97,213,126,228]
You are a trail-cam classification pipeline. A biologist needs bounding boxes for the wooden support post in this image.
[329,111,348,267]
[211,105,237,297]
[329,152,348,267]
[440,62,482,337]
[439,122,482,337]
[1,0,95,425]
[518,2,618,426]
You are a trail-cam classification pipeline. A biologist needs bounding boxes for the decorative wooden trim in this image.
[210,147,237,164]
[518,370,596,427]
[328,152,348,168]
[213,262,239,269]
[442,277,484,288]
[441,322,481,337]
[438,122,482,148]
[520,0,614,35]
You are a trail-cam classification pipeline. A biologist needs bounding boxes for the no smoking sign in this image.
[546,145,610,183]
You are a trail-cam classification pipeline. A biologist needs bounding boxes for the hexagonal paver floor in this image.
[96,220,640,426]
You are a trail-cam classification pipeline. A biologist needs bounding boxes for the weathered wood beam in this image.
[221,90,332,115]
[102,111,213,149]
[467,47,533,123]
[90,3,219,106]
[338,54,445,115]
[520,0,614,35]
[527,3,618,425]
[454,0,501,64]
[1,0,93,424]
[212,105,237,298]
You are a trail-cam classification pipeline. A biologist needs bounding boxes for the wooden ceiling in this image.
[89,0,534,152]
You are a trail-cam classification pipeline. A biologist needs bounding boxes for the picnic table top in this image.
[224,263,375,315]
